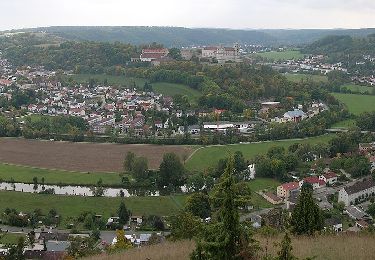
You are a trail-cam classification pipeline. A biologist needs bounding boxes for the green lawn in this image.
[152,82,201,102]
[341,84,374,94]
[65,74,200,101]
[186,135,334,171]
[331,119,356,129]
[0,232,26,245]
[0,163,122,186]
[248,178,281,192]
[65,74,146,88]
[0,191,186,226]
[285,73,328,83]
[332,93,375,115]
[251,193,273,209]
[257,50,304,61]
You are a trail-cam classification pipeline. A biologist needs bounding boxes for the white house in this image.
[338,179,375,206]
[319,172,338,185]
[203,121,234,131]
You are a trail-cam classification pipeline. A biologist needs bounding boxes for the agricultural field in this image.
[0,163,122,186]
[0,191,186,226]
[257,50,304,61]
[332,93,375,115]
[0,138,195,172]
[285,73,328,83]
[341,83,374,94]
[186,134,334,171]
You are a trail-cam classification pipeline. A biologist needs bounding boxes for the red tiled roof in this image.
[323,172,337,179]
[140,53,166,60]
[203,46,218,51]
[281,182,299,191]
[142,48,169,54]
[304,176,325,186]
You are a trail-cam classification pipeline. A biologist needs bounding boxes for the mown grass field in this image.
[331,119,356,129]
[66,74,200,102]
[186,134,334,171]
[285,73,328,83]
[332,93,375,115]
[257,50,304,60]
[0,163,122,186]
[0,191,186,226]
[248,178,280,192]
[152,82,201,102]
[341,83,374,94]
[0,232,26,245]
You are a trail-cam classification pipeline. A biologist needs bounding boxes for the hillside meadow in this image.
[87,234,375,260]
[332,93,375,115]
[65,74,200,102]
[186,134,334,171]
[257,50,304,60]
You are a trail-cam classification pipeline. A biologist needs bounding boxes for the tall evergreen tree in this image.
[276,232,296,260]
[290,184,324,235]
[190,156,257,260]
[118,201,131,225]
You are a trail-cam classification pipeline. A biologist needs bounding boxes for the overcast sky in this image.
[1,0,375,31]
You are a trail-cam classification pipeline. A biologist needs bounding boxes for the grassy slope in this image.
[66,74,201,102]
[152,82,201,101]
[341,83,374,94]
[0,163,122,186]
[257,50,304,60]
[285,73,328,83]
[332,93,375,115]
[186,135,334,171]
[0,191,186,226]
[331,119,356,129]
[248,178,281,192]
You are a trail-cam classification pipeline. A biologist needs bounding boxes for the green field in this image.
[285,73,328,83]
[0,232,26,245]
[0,191,186,226]
[152,82,202,102]
[248,178,281,192]
[331,119,356,129]
[186,135,334,171]
[0,163,122,186]
[341,84,374,94]
[65,74,146,88]
[257,50,304,61]
[332,93,375,115]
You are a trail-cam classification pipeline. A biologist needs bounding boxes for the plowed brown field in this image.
[0,138,195,172]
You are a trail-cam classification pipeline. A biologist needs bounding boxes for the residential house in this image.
[277,182,300,199]
[299,176,326,190]
[324,217,343,232]
[319,172,338,185]
[262,192,283,205]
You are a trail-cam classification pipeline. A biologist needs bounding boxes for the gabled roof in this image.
[344,179,375,195]
[304,176,325,186]
[281,182,300,191]
[323,172,337,179]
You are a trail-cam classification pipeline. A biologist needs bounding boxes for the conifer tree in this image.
[290,184,324,235]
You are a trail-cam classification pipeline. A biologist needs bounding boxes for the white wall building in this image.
[338,180,375,206]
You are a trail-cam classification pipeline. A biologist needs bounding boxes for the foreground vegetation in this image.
[92,234,375,260]
[186,134,334,171]
[0,191,186,227]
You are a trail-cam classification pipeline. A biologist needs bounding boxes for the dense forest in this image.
[0,33,140,73]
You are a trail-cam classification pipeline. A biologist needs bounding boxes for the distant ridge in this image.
[3,26,375,47]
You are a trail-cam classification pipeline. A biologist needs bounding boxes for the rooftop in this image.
[344,179,375,195]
